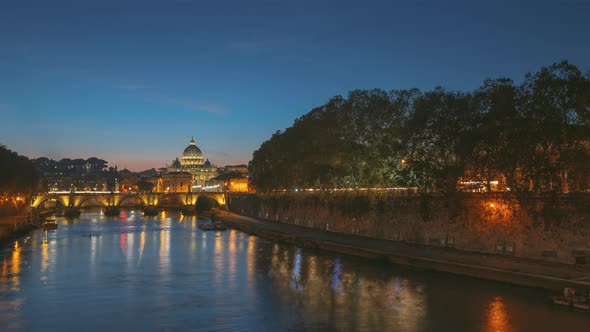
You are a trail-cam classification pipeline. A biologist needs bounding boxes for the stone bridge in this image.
[31,191,226,209]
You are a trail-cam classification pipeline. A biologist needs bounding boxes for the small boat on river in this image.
[41,219,58,231]
[552,288,590,311]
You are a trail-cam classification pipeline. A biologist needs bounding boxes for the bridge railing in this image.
[46,190,223,194]
[48,191,115,194]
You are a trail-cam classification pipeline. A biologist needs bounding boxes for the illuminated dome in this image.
[181,137,204,166]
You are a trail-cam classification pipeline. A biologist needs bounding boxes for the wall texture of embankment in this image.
[227,192,590,265]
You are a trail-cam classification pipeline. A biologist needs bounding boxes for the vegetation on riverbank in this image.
[249,61,590,193]
[0,145,45,217]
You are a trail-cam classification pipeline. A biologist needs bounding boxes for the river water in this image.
[0,211,588,331]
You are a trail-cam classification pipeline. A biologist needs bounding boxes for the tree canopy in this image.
[249,61,590,193]
[0,145,45,195]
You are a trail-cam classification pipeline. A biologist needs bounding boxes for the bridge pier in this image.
[181,205,197,215]
[143,206,159,216]
[104,206,121,217]
[64,206,81,218]
[145,194,158,206]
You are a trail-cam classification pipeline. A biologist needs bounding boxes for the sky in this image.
[1,0,589,171]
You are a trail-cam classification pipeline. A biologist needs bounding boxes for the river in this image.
[0,210,588,331]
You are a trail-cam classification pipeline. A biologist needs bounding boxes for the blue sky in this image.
[1,0,589,170]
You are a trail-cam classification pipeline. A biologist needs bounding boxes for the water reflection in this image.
[41,237,49,274]
[10,241,20,291]
[120,232,127,256]
[228,230,237,288]
[138,227,145,267]
[247,235,255,290]
[0,211,588,331]
[331,257,342,293]
[291,248,302,292]
[127,229,134,260]
[485,296,512,332]
[214,231,224,285]
[159,219,170,277]
[201,231,207,249]
[1,258,7,285]
[264,244,427,331]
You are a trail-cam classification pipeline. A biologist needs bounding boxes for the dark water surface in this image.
[0,211,588,331]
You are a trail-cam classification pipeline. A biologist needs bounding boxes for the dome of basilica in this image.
[181,137,204,166]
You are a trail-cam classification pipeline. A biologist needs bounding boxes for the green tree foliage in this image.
[249,61,590,193]
[466,78,523,191]
[0,145,45,195]
[404,88,476,193]
[518,61,590,192]
[135,180,155,192]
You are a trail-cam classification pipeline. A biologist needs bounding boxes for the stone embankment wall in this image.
[227,192,590,264]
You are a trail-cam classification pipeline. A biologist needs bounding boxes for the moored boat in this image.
[552,288,590,311]
[552,295,572,308]
[40,217,58,230]
[573,301,590,311]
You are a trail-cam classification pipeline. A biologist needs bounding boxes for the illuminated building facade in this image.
[213,171,253,193]
[161,137,219,192]
[227,178,251,192]
[156,172,192,193]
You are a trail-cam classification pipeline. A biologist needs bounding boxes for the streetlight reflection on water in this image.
[0,211,588,331]
[485,296,512,332]
[10,241,20,291]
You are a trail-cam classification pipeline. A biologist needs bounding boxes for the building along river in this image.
[0,210,588,331]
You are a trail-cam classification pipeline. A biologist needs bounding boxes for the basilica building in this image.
[155,137,219,192]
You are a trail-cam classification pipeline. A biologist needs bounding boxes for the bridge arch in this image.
[204,193,226,207]
[117,195,146,207]
[195,195,222,210]
[76,195,108,208]
[32,196,67,209]
[157,193,186,207]
[31,192,227,209]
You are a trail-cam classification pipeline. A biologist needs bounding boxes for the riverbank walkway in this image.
[218,210,590,291]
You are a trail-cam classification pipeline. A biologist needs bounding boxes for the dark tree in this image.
[0,145,46,196]
[248,61,590,194]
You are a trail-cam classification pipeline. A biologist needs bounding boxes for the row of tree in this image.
[0,145,45,196]
[249,61,590,193]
